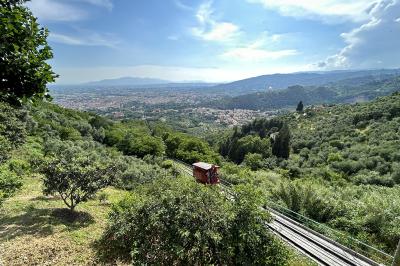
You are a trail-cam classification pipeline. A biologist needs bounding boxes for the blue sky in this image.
[27,0,400,84]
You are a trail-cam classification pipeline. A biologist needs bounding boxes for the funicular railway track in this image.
[172,159,392,266]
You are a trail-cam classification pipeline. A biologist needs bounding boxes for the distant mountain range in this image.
[52,69,400,96]
[51,77,219,91]
[83,77,171,87]
[210,69,400,95]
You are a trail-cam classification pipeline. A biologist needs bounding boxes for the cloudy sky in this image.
[27,0,400,84]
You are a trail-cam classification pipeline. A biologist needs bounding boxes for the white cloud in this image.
[77,0,113,10]
[49,32,119,48]
[192,22,240,42]
[221,32,297,61]
[167,35,180,41]
[222,47,298,61]
[174,0,193,11]
[27,0,113,22]
[191,1,240,42]
[247,0,375,22]
[323,0,400,69]
[27,0,87,21]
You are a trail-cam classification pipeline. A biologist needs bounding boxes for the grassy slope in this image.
[0,171,128,265]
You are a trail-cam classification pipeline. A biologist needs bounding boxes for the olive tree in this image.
[0,0,57,104]
[41,140,120,211]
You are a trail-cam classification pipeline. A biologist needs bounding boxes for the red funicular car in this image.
[192,162,220,184]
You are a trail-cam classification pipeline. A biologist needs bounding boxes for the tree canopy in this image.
[296,101,304,112]
[100,177,288,265]
[41,140,121,211]
[0,0,57,104]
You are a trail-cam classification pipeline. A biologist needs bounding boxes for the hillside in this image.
[211,69,400,94]
[0,100,316,265]
[212,75,400,110]
[218,92,400,257]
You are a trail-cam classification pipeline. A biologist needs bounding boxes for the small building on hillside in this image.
[192,162,220,184]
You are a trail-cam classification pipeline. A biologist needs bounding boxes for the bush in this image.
[8,158,30,176]
[116,159,167,190]
[0,164,22,206]
[243,153,264,170]
[100,178,288,265]
[164,132,221,164]
[353,170,394,187]
[161,159,173,169]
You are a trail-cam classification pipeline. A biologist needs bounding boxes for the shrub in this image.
[161,159,173,169]
[100,178,288,265]
[0,164,22,206]
[243,153,264,170]
[8,158,30,176]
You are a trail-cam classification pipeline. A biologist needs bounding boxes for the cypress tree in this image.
[296,101,304,112]
[272,123,291,159]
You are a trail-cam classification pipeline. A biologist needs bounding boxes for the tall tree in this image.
[296,101,304,112]
[272,123,290,159]
[0,0,57,105]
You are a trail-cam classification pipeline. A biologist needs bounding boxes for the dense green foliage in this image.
[219,163,400,259]
[163,131,221,164]
[0,101,27,204]
[0,163,21,205]
[103,120,165,157]
[0,100,222,210]
[28,102,217,164]
[218,93,400,258]
[100,177,288,265]
[286,92,400,185]
[0,0,57,104]
[0,102,27,162]
[219,118,290,163]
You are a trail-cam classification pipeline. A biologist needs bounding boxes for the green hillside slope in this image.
[213,75,400,110]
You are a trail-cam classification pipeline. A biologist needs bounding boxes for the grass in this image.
[0,174,129,265]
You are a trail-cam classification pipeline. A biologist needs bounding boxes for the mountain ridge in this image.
[211,69,400,94]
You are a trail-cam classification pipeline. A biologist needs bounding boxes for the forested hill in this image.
[211,75,400,110]
[217,92,400,257]
[211,69,400,93]
[287,92,400,184]
[220,92,400,186]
